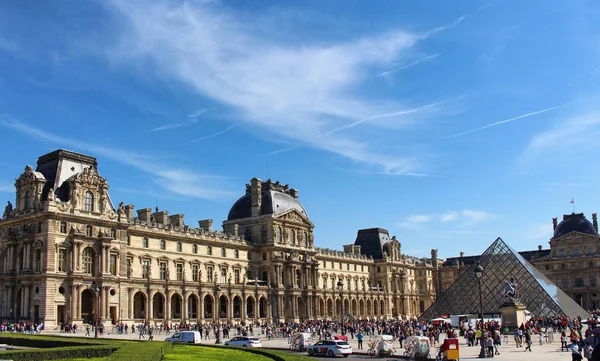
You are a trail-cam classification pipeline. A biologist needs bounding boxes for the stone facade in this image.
[439,212,600,311]
[0,149,438,329]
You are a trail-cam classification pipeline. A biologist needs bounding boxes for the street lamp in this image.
[474,262,485,358]
[337,281,344,335]
[92,282,100,339]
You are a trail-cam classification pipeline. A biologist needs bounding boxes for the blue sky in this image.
[1,0,600,259]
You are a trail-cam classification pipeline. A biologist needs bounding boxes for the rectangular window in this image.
[339,262,342,270]
[591,275,597,287]
[234,269,240,284]
[207,266,213,282]
[419,283,424,293]
[142,259,149,279]
[193,244,197,254]
[160,262,167,280]
[346,264,350,270]
[192,265,198,282]
[221,268,227,283]
[58,249,66,272]
[126,258,132,278]
[110,254,117,275]
[574,278,585,287]
[177,264,183,281]
[361,265,364,272]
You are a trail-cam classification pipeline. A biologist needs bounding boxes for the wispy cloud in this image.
[379,54,440,77]
[445,104,567,139]
[0,115,233,200]
[151,109,210,132]
[397,209,495,229]
[520,109,600,166]
[104,0,467,175]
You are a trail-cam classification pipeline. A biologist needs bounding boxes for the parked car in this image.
[165,331,201,344]
[307,340,352,357]
[224,336,262,347]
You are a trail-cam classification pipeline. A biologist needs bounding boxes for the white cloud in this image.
[398,209,494,229]
[104,0,464,175]
[151,109,210,132]
[0,116,233,200]
[526,223,552,240]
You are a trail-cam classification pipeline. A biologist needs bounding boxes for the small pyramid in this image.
[420,237,589,320]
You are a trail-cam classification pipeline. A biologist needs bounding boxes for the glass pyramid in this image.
[420,237,589,320]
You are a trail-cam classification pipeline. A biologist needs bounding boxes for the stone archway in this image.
[81,289,96,323]
[359,299,365,317]
[343,299,350,314]
[297,297,306,319]
[351,299,357,315]
[380,300,385,316]
[327,299,334,317]
[219,295,228,319]
[366,299,372,316]
[259,297,267,318]
[171,293,182,319]
[335,299,341,314]
[204,295,214,319]
[133,291,146,319]
[152,292,165,319]
[246,296,255,318]
[188,294,198,319]
[374,299,379,316]
[318,298,325,317]
[233,296,242,319]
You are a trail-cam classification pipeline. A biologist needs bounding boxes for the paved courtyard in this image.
[36,327,582,360]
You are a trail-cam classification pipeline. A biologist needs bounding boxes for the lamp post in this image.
[92,282,100,339]
[215,285,222,344]
[337,280,344,335]
[474,262,485,358]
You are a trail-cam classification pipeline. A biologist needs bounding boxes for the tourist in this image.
[357,331,363,349]
[563,330,569,351]
[572,340,583,361]
[524,330,532,352]
[584,342,593,361]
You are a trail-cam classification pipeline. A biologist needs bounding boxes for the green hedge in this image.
[0,345,117,361]
[0,334,100,348]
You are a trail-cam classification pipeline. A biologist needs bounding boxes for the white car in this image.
[224,336,262,347]
[307,340,352,357]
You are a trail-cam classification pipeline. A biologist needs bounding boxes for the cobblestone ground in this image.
[32,328,581,360]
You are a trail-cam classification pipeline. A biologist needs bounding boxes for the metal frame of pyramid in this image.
[420,237,589,321]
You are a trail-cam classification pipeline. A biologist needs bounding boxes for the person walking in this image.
[572,340,583,361]
[524,330,532,352]
[357,332,363,349]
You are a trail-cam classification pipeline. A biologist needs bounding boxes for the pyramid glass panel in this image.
[420,238,589,320]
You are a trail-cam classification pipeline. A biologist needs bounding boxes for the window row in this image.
[128,259,244,284]
[132,237,240,258]
[322,261,366,272]
[56,248,118,276]
[58,221,116,238]
[242,226,310,247]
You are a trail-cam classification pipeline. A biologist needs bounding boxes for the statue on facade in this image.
[3,201,13,219]
[502,277,519,303]
[117,202,126,220]
[47,187,55,202]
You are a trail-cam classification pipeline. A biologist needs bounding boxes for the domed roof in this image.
[227,179,309,221]
[554,213,597,238]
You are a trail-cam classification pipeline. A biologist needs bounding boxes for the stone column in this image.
[128,288,134,319]
[24,244,30,270]
[105,286,110,321]
[241,295,246,322]
[77,243,82,269]
[198,293,204,322]
[166,291,171,322]
[147,291,153,322]
[182,292,189,322]
[71,244,76,272]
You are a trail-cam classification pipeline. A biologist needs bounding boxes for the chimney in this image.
[199,219,213,232]
[153,210,169,225]
[459,252,464,258]
[288,188,299,199]
[552,217,558,230]
[593,213,598,233]
[538,245,542,251]
[124,204,135,220]
[137,208,152,222]
[169,214,184,228]
[250,178,262,217]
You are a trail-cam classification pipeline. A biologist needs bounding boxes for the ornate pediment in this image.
[278,209,312,226]
[14,165,46,188]
[69,166,108,189]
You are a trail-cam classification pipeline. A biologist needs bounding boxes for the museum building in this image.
[439,212,600,311]
[0,149,438,328]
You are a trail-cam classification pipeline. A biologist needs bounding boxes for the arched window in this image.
[244,228,252,242]
[82,247,95,275]
[143,237,148,248]
[303,232,308,247]
[291,230,296,245]
[83,191,94,212]
[60,221,67,234]
[86,225,93,237]
[177,242,182,252]
[277,227,283,243]
[24,190,32,210]
[260,226,267,242]
[160,239,166,250]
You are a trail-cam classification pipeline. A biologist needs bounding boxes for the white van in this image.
[165,331,202,344]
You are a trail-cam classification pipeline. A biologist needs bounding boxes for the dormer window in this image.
[84,191,94,212]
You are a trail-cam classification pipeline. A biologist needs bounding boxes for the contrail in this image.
[186,121,249,144]
[444,104,567,139]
